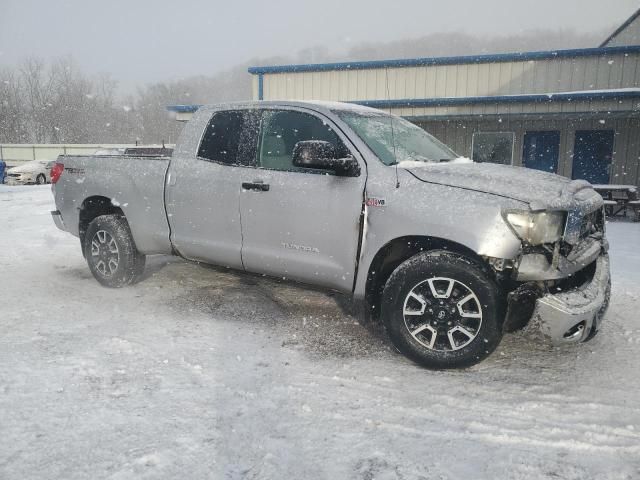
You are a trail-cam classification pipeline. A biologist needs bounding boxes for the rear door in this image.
[239,108,366,292]
[165,109,259,269]
[572,130,614,184]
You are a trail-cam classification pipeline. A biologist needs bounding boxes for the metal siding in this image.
[608,55,624,88]
[252,76,259,100]
[317,72,330,100]
[254,50,640,104]
[534,59,550,93]
[405,67,417,100]
[394,68,408,99]
[269,74,281,99]
[415,67,427,98]
[425,66,437,98]
[558,58,575,92]
[476,63,491,97]
[465,63,479,96]
[364,70,377,99]
[303,73,313,99]
[374,69,386,99]
[621,53,638,87]
[294,73,305,100]
[583,57,599,89]
[596,56,612,89]
[339,70,350,101]
[547,59,562,92]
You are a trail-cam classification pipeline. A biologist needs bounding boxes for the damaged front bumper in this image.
[531,254,610,344]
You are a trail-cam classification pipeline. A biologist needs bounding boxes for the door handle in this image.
[242,181,270,192]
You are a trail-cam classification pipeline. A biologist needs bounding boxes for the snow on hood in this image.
[401,161,587,208]
[7,160,47,173]
[397,157,473,169]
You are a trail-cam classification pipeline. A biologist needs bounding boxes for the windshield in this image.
[334,110,458,165]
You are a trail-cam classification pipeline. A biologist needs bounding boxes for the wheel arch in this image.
[79,196,124,251]
[363,235,490,320]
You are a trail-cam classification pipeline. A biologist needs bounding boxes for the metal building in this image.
[243,13,640,186]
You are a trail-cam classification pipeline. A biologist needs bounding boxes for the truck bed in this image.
[52,154,173,255]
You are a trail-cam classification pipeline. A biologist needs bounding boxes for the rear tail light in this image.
[50,162,64,184]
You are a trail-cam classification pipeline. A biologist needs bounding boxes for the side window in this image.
[198,110,245,165]
[258,110,348,171]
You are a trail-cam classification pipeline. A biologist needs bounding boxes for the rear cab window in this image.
[198,110,259,166]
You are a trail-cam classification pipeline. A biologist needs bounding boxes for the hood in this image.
[7,161,46,174]
[402,162,598,210]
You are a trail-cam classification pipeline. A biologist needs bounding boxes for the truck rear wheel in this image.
[83,214,146,288]
[381,251,503,369]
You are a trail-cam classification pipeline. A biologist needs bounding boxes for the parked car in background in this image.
[5,160,52,185]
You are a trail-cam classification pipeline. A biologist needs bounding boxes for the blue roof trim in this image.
[248,45,640,75]
[166,90,640,114]
[600,8,640,47]
[167,104,202,113]
[353,90,640,108]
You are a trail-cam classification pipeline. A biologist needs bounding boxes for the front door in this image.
[572,130,614,184]
[239,108,365,292]
[523,131,560,173]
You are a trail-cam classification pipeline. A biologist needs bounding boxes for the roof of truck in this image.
[166,100,380,115]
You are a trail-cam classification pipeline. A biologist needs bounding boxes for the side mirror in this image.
[292,140,360,177]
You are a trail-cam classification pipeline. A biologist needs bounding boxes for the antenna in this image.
[385,68,400,189]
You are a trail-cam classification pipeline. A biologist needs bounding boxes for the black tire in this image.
[36,174,46,185]
[83,214,146,288]
[381,251,504,369]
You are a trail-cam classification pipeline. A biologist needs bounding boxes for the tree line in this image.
[0,29,603,145]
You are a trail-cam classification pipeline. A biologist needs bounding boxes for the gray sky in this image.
[1,0,638,87]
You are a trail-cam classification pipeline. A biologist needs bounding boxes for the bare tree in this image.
[0,29,609,145]
[0,68,28,142]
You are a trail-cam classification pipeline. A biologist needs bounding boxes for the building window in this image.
[472,132,514,165]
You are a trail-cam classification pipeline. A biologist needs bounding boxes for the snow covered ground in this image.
[1,185,639,480]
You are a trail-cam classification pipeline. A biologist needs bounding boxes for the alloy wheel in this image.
[90,230,120,277]
[403,276,483,351]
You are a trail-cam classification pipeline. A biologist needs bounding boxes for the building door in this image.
[572,130,614,184]
[522,131,560,173]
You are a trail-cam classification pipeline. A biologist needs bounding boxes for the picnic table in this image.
[592,184,640,221]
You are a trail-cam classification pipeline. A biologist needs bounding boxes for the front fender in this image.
[354,178,524,299]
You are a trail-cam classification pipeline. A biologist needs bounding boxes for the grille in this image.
[579,208,604,239]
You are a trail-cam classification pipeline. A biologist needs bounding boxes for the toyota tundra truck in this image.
[50,101,611,369]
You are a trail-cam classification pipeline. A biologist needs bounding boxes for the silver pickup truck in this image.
[51,101,610,369]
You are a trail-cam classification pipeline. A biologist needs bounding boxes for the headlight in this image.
[505,211,566,245]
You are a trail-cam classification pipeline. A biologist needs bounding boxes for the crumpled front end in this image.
[504,180,611,343]
[531,254,610,344]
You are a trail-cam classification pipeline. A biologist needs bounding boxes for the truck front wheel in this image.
[83,214,146,288]
[381,251,503,369]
